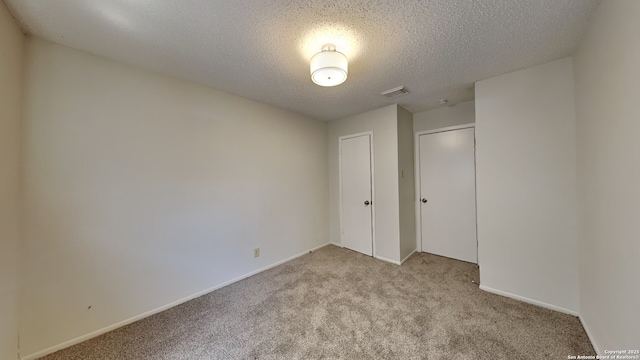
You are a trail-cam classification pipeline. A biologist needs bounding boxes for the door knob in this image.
[364,200,371,206]
[421,198,428,203]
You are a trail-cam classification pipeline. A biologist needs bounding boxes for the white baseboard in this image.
[579,314,601,355]
[334,243,402,265]
[375,255,401,265]
[400,249,416,264]
[479,285,579,316]
[21,242,331,360]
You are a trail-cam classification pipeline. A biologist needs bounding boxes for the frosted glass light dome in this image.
[310,44,348,87]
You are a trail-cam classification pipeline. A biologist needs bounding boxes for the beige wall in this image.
[396,106,415,261]
[328,105,401,262]
[413,101,475,133]
[475,58,579,314]
[20,39,329,358]
[573,0,640,352]
[0,3,23,360]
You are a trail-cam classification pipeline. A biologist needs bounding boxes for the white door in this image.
[419,127,477,263]
[340,134,373,256]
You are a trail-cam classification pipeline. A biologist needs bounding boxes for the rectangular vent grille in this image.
[381,86,409,98]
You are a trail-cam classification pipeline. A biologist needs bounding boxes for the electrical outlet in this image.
[254,248,260,258]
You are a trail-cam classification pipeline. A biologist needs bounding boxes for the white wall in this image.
[475,58,579,314]
[573,0,640,352]
[328,105,401,263]
[396,106,415,262]
[413,101,475,133]
[0,3,23,360]
[20,38,329,358]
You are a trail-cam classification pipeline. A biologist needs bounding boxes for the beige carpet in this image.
[40,245,594,359]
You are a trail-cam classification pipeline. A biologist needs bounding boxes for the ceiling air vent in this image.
[380,86,409,99]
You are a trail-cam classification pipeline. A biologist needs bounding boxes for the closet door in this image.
[340,133,373,256]
[419,127,477,263]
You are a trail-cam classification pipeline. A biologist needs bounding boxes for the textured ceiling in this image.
[5,0,601,121]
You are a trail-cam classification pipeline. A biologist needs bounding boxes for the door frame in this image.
[414,123,476,255]
[338,131,376,257]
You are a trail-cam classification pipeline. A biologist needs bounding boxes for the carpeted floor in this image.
[41,245,594,359]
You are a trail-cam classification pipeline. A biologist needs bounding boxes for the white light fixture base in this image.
[310,43,348,87]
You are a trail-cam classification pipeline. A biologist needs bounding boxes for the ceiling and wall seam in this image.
[3,0,601,121]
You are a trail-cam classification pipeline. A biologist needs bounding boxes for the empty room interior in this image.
[1,0,639,359]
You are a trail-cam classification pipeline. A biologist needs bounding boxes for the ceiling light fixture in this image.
[310,44,348,87]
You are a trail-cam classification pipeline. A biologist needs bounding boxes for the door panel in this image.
[419,128,477,263]
[340,134,373,256]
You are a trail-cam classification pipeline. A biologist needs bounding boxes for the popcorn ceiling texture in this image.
[39,246,594,359]
[6,0,600,120]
